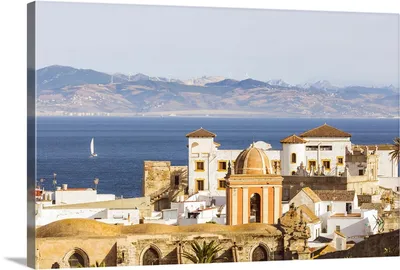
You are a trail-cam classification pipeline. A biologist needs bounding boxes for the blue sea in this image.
[37,117,399,198]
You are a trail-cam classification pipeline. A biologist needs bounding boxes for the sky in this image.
[36,2,399,87]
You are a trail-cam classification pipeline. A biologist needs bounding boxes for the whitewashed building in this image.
[185,124,398,196]
[39,184,116,205]
[36,205,140,226]
[326,209,378,240]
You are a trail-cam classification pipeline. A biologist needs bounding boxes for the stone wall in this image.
[382,211,400,232]
[283,176,347,201]
[142,161,188,211]
[36,237,119,269]
[115,232,283,266]
[283,175,379,201]
[143,161,172,197]
[37,231,285,268]
[316,230,400,259]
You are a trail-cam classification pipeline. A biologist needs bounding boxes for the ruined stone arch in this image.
[140,244,162,265]
[249,242,272,262]
[62,247,90,268]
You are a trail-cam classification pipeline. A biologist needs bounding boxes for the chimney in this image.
[62,184,68,191]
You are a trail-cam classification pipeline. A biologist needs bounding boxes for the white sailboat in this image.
[90,138,98,157]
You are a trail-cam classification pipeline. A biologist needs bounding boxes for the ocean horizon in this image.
[37,117,399,198]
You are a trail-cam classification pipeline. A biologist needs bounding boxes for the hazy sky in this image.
[36,2,399,87]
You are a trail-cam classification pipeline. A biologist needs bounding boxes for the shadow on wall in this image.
[103,243,117,267]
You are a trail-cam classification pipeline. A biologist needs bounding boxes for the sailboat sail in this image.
[90,138,95,155]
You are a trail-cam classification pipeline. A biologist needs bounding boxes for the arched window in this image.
[142,247,160,265]
[249,193,261,223]
[251,245,269,261]
[68,252,85,268]
[291,171,296,175]
[64,248,89,268]
[291,153,297,163]
[191,142,199,153]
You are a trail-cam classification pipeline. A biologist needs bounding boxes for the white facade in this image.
[282,143,306,175]
[186,127,397,196]
[54,188,115,205]
[326,209,378,238]
[178,207,221,226]
[376,150,399,177]
[308,221,322,242]
[36,206,140,226]
[378,177,400,193]
[302,137,352,176]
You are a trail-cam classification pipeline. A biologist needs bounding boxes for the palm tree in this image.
[389,137,400,162]
[182,240,223,264]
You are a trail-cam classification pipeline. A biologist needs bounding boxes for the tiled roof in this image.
[299,123,351,138]
[314,190,355,201]
[313,245,337,258]
[302,187,322,203]
[186,128,216,138]
[297,204,320,223]
[360,203,386,213]
[280,134,307,144]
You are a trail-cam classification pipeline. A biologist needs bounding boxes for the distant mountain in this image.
[205,79,239,87]
[37,65,112,90]
[236,78,270,89]
[130,73,150,82]
[205,78,269,89]
[36,65,399,118]
[298,80,338,91]
[182,76,225,86]
[267,79,291,88]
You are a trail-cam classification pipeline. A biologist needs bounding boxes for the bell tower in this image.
[226,144,283,225]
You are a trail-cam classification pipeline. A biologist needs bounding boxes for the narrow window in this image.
[218,161,227,171]
[323,160,331,169]
[174,175,179,186]
[196,161,204,171]
[196,179,204,192]
[291,153,297,163]
[218,179,226,189]
[359,169,364,176]
[337,157,343,165]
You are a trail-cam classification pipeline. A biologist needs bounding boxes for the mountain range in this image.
[36,65,399,118]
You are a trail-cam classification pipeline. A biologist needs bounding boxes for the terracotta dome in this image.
[234,143,271,175]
